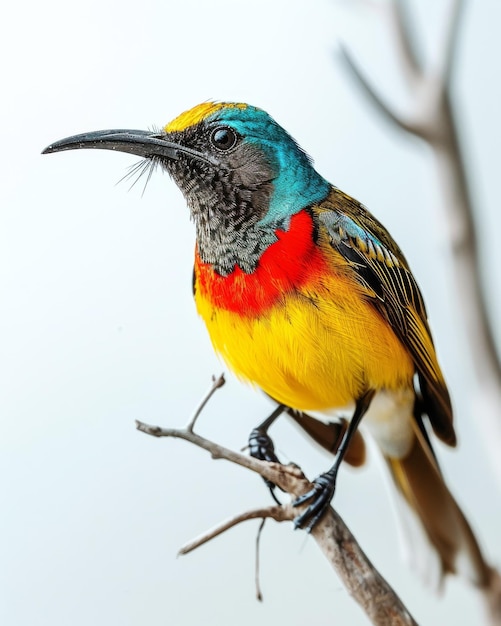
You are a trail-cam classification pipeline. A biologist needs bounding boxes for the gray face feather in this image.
[161,127,280,275]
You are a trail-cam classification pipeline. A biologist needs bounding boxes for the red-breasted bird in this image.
[43,101,492,588]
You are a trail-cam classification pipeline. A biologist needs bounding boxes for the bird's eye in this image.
[210,126,238,151]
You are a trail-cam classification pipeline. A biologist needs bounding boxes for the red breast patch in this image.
[194,210,326,315]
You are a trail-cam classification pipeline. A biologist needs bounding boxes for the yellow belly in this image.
[195,272,414,411]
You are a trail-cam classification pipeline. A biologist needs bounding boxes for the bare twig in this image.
[137,382,418,626]
[338,45,416,132]
[255,518,266,602]
[186,373,225,432]
[339,0,501,486]
[391,0,422,78]
[177,505,289,556]
[436,0,464,87]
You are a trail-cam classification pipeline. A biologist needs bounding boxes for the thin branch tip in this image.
[337,43,411,132]
[212,372,226,388]
[439,0,465,85]
[135,420,160,436]
[186,372,227,431]
[177,505,291,557]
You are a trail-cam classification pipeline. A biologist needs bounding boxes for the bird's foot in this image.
[248,427,282,503]
[292,471,336,532]
[248,427,280,464]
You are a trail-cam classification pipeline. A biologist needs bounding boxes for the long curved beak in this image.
[42,129,182,160]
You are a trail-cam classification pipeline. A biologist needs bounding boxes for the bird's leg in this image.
[248,403,286,463]
[292,390,375,531]
[248,404,287,503]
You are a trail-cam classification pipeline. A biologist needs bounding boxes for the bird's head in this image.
[43,102,330,274]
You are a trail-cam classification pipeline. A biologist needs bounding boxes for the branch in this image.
[177,505,289,556]
[436,0,464,87]
[391,0,422,78]
[338,44,417,133]
[339,0,462,140]
[136,379,418,626]
[339,0,501,488]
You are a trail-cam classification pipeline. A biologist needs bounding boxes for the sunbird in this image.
[43,101,492,588]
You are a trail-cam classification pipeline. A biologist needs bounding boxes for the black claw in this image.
[292,472,337,531]
[248,428,281,464]
[248,427,284,498]
[247,404,287,503]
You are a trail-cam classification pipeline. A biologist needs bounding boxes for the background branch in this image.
[339,0,501,485]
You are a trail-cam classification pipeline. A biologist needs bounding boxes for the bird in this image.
[43,100,492,589]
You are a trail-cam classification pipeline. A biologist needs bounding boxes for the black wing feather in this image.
[316,189,455,446]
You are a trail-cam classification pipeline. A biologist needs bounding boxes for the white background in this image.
[2,1,500,624]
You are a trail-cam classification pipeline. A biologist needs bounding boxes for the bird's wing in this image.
[315,189,455,446]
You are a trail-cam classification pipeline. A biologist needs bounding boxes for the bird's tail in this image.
[289,407,496,592]
[384,422,492,590]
